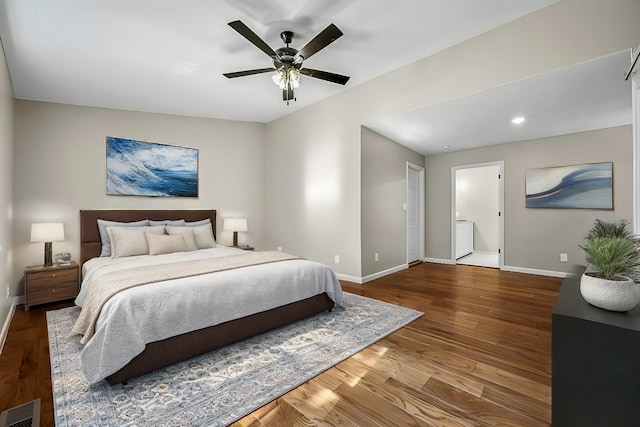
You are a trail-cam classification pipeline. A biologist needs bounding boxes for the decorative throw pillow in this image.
[145,232,189,256]
[107,226,165,258]
[149,219,186,227]
[166,226,198,251]
[98,219,149,257]
[192,224,216,249]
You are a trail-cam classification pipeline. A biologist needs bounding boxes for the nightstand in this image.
[233,245,254,251]
[24,261,80,310]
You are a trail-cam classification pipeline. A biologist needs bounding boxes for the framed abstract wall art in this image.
[106,137,199,197]
[525,162,613,209]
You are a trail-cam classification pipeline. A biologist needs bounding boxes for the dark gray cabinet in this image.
[552,269,640,426]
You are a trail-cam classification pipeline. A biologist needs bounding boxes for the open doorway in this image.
[451,161,504,268]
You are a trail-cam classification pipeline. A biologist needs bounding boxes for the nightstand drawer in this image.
[24,262,79,310]
[27,283,78,306]
[26,269,77,288]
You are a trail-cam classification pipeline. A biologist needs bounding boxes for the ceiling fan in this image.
[223,20,350,104]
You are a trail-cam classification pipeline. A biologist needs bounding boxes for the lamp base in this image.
[44,242,53,267]
[233,232,239,247]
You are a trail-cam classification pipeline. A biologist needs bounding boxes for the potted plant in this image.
[579,219,640,312]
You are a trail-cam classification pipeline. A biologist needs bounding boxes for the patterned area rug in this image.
[48,293,422,426]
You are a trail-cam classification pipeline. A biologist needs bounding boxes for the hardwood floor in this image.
[0,262,562,426]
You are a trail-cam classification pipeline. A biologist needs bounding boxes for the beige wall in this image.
[12,101,267,293]
[361,127,425,278]
[427,126,633,274]
[265,0,640,279]
[0,39,14,331]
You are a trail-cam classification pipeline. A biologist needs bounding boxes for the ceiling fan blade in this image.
[299,68,350,85]
[296,23,343,61]
[223,68,275,79]
[228,20,277,58]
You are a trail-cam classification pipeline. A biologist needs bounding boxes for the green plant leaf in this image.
[579,236,640,280]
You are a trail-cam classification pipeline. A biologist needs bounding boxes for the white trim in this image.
[362,264,408,284]
[451,161,505,268]
[338,261,573,284]
[406,162,425,264]
[334,273,363,284]
[424,257,455,265]
[501,264,572,278]
[0,297,17,355]
[632,46,640,234]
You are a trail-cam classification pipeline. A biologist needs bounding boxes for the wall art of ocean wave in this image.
[525,163,612,209]
[106,137,198,197]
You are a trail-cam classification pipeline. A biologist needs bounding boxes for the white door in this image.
[407,165,420,263]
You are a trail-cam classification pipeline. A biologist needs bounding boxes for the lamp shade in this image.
[31,223,65,242]
[224,218,247,232]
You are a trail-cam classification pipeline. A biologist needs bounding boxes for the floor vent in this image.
[0,399,40,427]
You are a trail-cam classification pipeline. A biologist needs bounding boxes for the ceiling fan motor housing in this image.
[275,46,299,65]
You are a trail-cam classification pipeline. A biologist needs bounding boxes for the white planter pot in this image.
[580,273,640,312]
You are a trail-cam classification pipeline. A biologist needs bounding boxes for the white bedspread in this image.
[75,246,344,384]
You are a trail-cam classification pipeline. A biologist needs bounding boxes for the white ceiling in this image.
[0,0,557,123]
[367,51,634,156]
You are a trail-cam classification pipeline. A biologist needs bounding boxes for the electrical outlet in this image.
[277,246,282,252]
[334,255,340,264]
[560,253,568,262]
[375,253,379,262]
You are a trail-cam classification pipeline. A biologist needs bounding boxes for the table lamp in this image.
[224,218,247,247]
[31,223,65,267]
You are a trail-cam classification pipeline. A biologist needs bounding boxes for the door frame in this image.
[406,162,425,264]
[450,160,504,268]
[631,45,640,234]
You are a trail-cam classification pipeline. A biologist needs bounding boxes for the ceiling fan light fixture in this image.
[272,67,301,90]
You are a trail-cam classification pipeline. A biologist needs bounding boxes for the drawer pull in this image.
[52,289,56,293]
[52,274,56,278]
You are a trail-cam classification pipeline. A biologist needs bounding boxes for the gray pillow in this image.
[149,219,186,227]
[185,218,211,227]
[97,219,149,257]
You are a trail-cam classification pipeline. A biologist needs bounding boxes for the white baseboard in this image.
[424,257,455,265]
[501,265,572,278]
[337,260,573,285]
[335,263,410,284]
[361,264,408,284]
[334,273,363,284]
[423,258,572,279]
[0,297,17,355]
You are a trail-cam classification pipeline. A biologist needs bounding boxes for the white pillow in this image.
[97,219,149,257]
[193,224,216,249]
[166,226,198,251]
[145,232,189,255]
[107,226,165,258]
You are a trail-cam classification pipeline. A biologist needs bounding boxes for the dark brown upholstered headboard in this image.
[79,209,217,266]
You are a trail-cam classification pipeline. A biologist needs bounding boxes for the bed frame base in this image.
[106,293,334,385]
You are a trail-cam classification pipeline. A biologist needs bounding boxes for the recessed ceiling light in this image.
[442,145,451,149]
[511,116,525,124]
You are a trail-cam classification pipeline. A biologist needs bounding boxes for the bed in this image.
[76,209,343,385]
